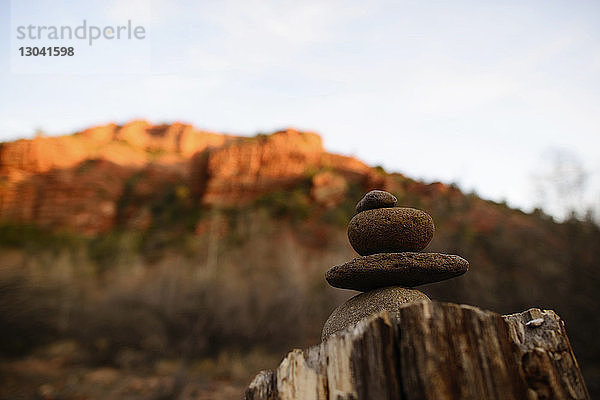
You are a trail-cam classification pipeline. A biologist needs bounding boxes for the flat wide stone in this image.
[321,286,430,340]
[325,252,469,291]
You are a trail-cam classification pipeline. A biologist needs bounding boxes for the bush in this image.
[255,188,312,221]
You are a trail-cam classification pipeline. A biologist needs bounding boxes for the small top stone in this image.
[355,190,398,214]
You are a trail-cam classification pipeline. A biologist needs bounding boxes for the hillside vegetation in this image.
[0,122,598,399]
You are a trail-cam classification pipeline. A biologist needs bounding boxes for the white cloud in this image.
[409,71,519,115]
[201,0,366,45]
[103,0,177,26]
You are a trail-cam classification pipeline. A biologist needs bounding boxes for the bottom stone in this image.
[321,286,430,340]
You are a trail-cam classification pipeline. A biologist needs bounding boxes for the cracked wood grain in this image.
[244,301,590,400]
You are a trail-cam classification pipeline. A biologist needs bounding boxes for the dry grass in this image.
[1,195,600,397]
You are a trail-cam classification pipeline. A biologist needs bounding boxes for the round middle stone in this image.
[348,207,434,255]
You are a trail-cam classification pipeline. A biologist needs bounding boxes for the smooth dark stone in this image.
[321,286,430,340]
[348,207,434,255]
[355,190,398,213]
[326,252,469,291]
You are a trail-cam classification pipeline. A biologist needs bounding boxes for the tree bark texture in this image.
[244,301,589,400]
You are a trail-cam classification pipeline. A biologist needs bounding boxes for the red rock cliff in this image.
[0,121,376,233]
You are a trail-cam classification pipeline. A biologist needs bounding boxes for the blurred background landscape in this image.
[0,122,598,399]
[1,1,599,399]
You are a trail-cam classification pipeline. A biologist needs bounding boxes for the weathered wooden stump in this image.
[245,301,589,400]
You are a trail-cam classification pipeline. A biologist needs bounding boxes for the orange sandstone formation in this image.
[0,121,382,233]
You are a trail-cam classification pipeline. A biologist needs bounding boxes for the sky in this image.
[1,0,599,219]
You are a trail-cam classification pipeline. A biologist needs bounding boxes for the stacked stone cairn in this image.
[322,190,469,339]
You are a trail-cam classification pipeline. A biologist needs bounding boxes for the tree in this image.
[533,148,591,221]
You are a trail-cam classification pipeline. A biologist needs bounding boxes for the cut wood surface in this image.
[244,301,590,400]
[504,308,589,400]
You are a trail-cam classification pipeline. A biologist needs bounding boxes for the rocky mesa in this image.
[0,121,386,234]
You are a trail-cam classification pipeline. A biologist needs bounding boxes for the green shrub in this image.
[0,222,80,251]
[255,187,312,222]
